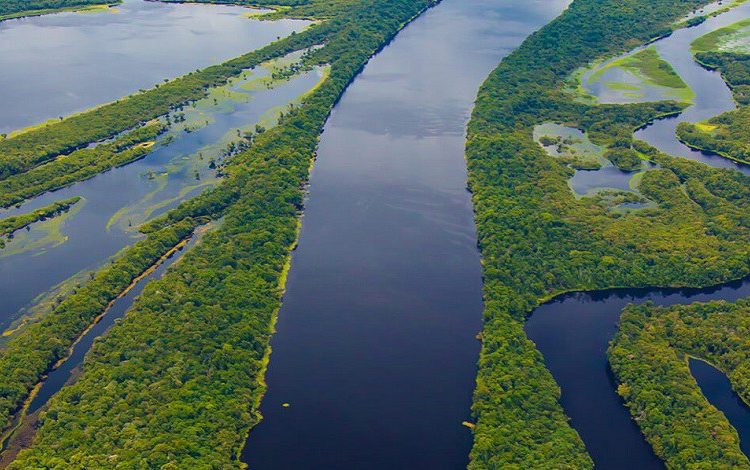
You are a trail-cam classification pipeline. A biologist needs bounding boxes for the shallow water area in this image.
[0,65,324,331]
[534,123,648,196]
[635,1,750,174]
[0,0,310,133]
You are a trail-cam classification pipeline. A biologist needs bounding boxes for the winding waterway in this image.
[527,4,750,469]
[0,0,309,133]
[635,2,750,174]
[243,0,571,467]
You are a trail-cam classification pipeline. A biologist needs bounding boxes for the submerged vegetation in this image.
[0,123,164,208]
[464,0,750,467]
[0,197,80,249]
[611,300,750,468]
[579,47,694,104]
[0,219,197,448]
[4,0,437,466]
[677,23,750,162]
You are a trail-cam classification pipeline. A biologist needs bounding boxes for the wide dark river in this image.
[527,3,750,469]
[243,0,570,468]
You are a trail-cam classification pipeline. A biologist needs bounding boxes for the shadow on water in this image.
[690,358,750,457]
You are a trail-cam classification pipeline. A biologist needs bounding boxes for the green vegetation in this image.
[610,300,750,468]
[0,123,164,208]
[464,0,750,467]
[579,46,694,104]
[0,197,80,249]
[6,0,437,466]
[0,0,115,21]
[0,218,197,447]
[676,25,750,160]
[692,17,750,54]
[605,147,644,171]
[676,25,750,162]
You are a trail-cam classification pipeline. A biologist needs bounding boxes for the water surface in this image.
[0,0,308,133]
[244,0,571,467]
[527,5,750,468]
[0,67,323,331]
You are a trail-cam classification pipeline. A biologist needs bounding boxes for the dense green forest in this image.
[0,197,80,249]
[0,123,164,208]
[464,0,750,467]
[6,0,436,466]
[0,219,196,447]
[611,300,750,468]
[0,0,114,20]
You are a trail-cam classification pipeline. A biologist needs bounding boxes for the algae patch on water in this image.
[573,47,694,104]
[534,123,653,211]
[692,17,750,54]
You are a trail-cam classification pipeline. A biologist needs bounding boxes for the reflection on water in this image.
[0,0,309,133]
[527,277,750,469]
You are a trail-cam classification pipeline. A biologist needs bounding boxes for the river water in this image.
[0,66,323,333]
[527,4,750,469]
[243,0,571,468]
[0,0,308,134]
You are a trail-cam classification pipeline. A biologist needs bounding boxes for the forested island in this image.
[0,0,438,466]
[4,0,750,467]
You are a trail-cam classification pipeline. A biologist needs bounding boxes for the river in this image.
[527,3,750,469]
[0,0,308,134]
[242,0,571,468]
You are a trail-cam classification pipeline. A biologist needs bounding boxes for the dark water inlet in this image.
[690,358,750,458]
[526,279,750,469]
[243,0,571,468]
[526,4,750,469]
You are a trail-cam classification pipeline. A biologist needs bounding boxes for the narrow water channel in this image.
[243,0,571,468]
[690,358,750,457]
[527,5,750,469]
[0,0,308,133]
[26,232,198,416]
[0,230,200,466]
[635,2,750,174]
